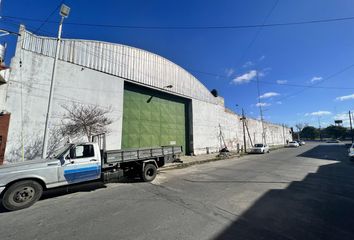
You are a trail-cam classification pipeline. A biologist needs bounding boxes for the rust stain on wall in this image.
[0,113,10,165]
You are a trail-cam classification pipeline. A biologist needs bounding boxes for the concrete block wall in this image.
[192,99,292,155]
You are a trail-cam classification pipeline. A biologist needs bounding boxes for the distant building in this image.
[0,26,292,162]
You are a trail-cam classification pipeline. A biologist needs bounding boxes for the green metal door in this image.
[122,83,188,153]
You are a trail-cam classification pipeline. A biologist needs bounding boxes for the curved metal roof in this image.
[19,26,218,104]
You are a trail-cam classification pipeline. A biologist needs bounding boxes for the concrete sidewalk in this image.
[161,151,241,170]
[161,144,286,170]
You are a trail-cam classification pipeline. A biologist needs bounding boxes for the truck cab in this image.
[0,142,103,211]
[56,143,102,184]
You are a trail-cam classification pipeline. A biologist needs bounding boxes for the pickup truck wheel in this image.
[142,164,157,182]
[2,180,43,211]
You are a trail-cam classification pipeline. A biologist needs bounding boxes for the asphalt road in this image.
[1,142,353,240]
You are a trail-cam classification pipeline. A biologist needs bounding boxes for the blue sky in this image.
[1,0,354,128]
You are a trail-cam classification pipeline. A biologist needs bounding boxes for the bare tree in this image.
[295,123,308,140]
[295,123,308,132]
[61,103,113,141]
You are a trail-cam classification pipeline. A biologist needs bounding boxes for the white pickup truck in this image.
[0,134,182,211]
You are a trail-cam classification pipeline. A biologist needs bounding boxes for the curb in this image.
[159,146,286,171]
[160,153,241,171]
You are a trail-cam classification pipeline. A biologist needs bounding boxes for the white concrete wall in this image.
[0,69,10,111]
[192,99,292,155]
[3,39,292,161]
[4,49,124,161]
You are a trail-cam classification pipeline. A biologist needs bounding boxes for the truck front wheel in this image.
[141,164,157,182]
[2,180,43,211]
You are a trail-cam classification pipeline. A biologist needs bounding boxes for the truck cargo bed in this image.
[105,146,182,164]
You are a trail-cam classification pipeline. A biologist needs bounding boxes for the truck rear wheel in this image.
[2,180,43,211]
[141,163,157,182]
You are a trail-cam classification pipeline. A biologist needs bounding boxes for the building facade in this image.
[0,26,292,163]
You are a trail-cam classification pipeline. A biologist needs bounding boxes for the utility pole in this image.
[318,116,322,141]
[256,70,266,144]
[349,111,353,143]
[241,108,247,153]
[42,4,70,159]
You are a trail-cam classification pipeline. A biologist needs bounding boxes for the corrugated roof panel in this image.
[19,29,217,104]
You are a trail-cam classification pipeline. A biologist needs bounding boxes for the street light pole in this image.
[318,116,322,142]
[242,108,247,153]
[42,4,70,158]
[349,111,353,143]
[256,70,266,144]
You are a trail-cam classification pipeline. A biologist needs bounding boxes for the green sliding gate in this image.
[122,83,189,153]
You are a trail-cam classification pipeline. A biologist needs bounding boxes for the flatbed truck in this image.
[0,134,182,211]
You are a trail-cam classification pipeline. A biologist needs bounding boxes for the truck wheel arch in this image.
[4,178,47,193]
[140,159,158,182]
[1,179,45,211]
[142,159,158,170]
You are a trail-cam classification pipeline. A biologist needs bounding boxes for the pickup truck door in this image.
[58,144,101,184]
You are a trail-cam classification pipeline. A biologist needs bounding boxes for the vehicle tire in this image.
[141,163,157,182]
[1,180,43,211]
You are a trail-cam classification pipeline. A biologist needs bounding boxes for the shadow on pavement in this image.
[40,181,107,200]
[297,144,347,161]
[0,176,148,213]
[214,144,354,240]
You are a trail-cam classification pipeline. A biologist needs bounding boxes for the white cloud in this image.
[276,80,288,84]
[334,113,349,121]
[225,68,235,77]
[232,70,257,84]
[335,93,354,101]
[258,55,265,61]
[305,111,332,117]
[256,102,271,107]
[310,76,322,83]
[259,92,280,99]
[242,61,253,68]
[276,101,282,105]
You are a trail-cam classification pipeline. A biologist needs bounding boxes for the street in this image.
[1,142,354,240]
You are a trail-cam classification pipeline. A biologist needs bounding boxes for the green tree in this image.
[301,126,319,140]
[324,125,347,139]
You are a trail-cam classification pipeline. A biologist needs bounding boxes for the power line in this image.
[2,15,354,30]
[30,1,63,35]
[189,68,354,90]
[235,0,279,69]
[12,22,354,94]
[8,14,354,106]
[5,12,354,93]
[275,63,354,102]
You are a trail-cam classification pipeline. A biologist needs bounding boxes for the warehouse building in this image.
[0,26,292,162]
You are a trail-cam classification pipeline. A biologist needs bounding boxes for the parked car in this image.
[250,143,270,154]
[349,143,354,161]
[296,140,305,146]
[288,141,299,147]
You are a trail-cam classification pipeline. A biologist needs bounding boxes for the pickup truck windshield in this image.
[254,144,264,147]
[53,144,73,159]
